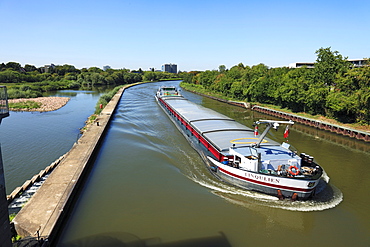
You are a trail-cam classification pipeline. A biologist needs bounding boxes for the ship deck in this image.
[162,97,280,153]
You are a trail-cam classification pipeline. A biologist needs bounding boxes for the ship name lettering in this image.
[246,173,280,184]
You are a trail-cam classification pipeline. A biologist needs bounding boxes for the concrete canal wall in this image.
[11,82,145,244]
[7,155,65,206]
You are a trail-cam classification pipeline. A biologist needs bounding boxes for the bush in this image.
[9,100,42,109]
[94,85,123,114]
[7,88,42,99]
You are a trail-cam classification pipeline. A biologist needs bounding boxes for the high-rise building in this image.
[162,64,177,73]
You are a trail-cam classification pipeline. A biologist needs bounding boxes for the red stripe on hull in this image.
[218,167,313,193]
[159,97,221,161]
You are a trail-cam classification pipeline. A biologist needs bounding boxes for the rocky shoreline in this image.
[8,97,70,112]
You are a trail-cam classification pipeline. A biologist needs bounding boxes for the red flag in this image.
[254,125,258,136]
[284,125,290,138]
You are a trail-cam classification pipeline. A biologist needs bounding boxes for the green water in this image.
[58,81,370,247]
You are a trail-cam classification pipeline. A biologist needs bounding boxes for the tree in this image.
[143,71,157,81]
[356,88,370,124]
[195,70,219,88]
[54,64,79,76]
[326,91,357,122]
[314,47,349,87]
[5,62,22,71]
[0,69,21,83]
[88,67,103,73]
[211,73,233,93]
[24,64,37,72]
[230,80,244,99]
[218,65,226,73]
[275,68,310,112]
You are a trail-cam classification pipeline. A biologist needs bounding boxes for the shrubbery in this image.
[7,88,42,99]
[8,100,42,109]
[94,85,124,114]
[0,64,145,99]
[182,47,370,124]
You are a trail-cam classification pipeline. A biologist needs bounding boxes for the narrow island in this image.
[8,97,70,112]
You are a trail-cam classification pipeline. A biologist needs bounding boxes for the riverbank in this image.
[179,83,370,133]
[11,82,146,245]
[8,97,70,112]
[180,85,370,143]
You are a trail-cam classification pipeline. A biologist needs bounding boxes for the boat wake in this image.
[162,109,343,212]
[185,161,343,212]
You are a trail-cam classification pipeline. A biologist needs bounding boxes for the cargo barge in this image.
[155,86,324,200]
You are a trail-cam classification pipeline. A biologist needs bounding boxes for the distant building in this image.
[162,64,177,73]
[40,64,55,73]
[289,59,368,68]
[347,59,368,67]
[103,65,111,71]
[288,62,315,68]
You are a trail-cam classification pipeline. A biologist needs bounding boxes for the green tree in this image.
[24,64,37,72]
[326,91,357,122]
[275,68,310,112]
[218,65,226,73]
[229,80,244,99]
[0,69,21,83]
[54,64,79,76]
[356,88,370,124]
[5,62,22,71]
[195,70,219,88]
[143,71,157,81]
[211,73,233,93]
[314,47,349,87]
[88,67,103,73]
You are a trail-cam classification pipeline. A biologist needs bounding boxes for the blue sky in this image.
[0,0,369,71]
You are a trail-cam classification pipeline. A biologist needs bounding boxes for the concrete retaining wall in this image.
[12,82,145,245]
[7,155,65,204]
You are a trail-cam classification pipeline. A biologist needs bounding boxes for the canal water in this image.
[57,81,369,247]
[1,88,110,194]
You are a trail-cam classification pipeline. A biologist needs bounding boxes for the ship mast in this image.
[254,120,294,147]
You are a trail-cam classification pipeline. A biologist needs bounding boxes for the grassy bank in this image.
[94,85,124,114]
[8,100,41,110]
[86,82,148,125]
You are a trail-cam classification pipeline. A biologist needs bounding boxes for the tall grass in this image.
[9,101,42,109]
[94,85,124,114]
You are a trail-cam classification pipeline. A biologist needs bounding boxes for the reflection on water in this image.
[62,231,231,247]
[1,88,110,193]
[252,111,370,153]
[58,81,370,247]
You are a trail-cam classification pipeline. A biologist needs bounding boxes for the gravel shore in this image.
[8,97,70,112]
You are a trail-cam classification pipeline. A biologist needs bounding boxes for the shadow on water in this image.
[61,232,231,247]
